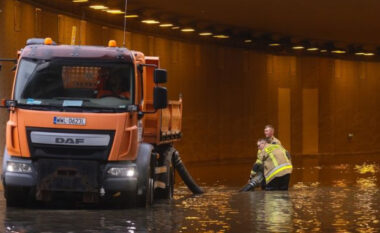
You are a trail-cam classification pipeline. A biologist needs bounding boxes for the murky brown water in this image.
[1,154,380,233]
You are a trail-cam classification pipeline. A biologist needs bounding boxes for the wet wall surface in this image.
[1,154,380,233]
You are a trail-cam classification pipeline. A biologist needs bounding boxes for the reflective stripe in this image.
[264,145,280,153]
[268,152,278,167]
[279,148,290,164]
[265,163,293,183]
[264,145,290,167]
[265,145,279,167]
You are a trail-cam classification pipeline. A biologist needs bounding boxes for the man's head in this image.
[108,69,127,93]
[257,138,269,150]
[264,124,275,138]
[109,76,123,93]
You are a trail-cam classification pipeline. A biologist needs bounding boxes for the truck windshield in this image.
[14,59,134,110]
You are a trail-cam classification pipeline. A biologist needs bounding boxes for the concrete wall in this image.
[0,0,379,163]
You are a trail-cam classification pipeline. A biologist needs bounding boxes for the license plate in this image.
[53,117,86,126]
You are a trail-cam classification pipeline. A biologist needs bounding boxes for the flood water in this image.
[1,154,380,233]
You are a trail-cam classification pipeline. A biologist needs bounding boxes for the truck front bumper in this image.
[2,156,138,193]
[2,156,37,187]
[103,163,138,192]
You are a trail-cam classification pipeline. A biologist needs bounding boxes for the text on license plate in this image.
[53,117,86,126]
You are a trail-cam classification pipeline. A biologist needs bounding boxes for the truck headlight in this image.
[107,167,136,177]
[6,162,32,173]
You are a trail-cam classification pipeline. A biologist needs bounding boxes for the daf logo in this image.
[55,137,85,144]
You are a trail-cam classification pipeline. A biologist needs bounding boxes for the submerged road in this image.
[1,155,380,233]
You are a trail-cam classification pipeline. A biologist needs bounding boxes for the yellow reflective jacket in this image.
[268,136,281,145]
[256,136,281,157]
[255,144,292,184]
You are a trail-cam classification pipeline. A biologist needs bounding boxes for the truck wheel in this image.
[136,155,155,207]
[135,144,155,207]
[137,173,154,207]
[4,186,29,207]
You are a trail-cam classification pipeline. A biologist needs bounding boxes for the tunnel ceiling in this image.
[128,0,380,45]
[23,0,380,49]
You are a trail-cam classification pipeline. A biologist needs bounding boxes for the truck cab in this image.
[1,38,182,207]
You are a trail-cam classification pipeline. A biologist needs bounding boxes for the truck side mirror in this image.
[154,69,167,84]
[153,87,167,109]
[0,99,16,108]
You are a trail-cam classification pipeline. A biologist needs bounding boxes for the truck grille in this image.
[37,159,99,192]
[27,127,115,160]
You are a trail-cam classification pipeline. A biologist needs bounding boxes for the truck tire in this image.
[4,186,29,207]
[136,164,154,207]
[154,146,174,199]
[136,143,155,207]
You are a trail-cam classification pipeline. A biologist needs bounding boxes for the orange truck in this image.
[0,38,188,207]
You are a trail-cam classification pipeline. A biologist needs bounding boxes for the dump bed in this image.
[141,57,182,145]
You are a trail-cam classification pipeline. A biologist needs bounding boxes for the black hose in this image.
[172,150,204,194]
[239,171,265,192]
[239,183,254,192]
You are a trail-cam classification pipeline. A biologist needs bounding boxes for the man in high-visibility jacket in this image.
[251,125,283,185]
[264,124,281,145]
[253,138,292,190]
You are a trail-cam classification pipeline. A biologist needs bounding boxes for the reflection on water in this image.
[1,155,380,233]
[175,186,235,232]
[354,163,379,233]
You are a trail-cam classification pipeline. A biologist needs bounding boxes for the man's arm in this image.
[252,150,264,173]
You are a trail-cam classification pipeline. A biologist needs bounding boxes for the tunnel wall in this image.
[0,0,379,163]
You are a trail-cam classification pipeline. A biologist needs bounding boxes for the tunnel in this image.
[0,0,379,232]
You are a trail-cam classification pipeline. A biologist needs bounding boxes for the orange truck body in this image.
[137,55,182,145]
[1,38,182,206]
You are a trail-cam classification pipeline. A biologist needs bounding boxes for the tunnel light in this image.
[364,52,375,56]
[354,52,374,56]
[106,9,124,14]
[125,14,139,18]
[160,23,174,28]
[199,32,213,36]
[320,49,328,53]
[331,50,346,54]
[6,162,32,173]
[181,28,195,32]
[171,26,180,30]
[142,19,160,24]
[213,34,229,39]
[89,5,108,10]
[292,46,305,50]
[269,43,280,47]
[307,47,319,51]
[73,0,88,2]
[244,39,253,43]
